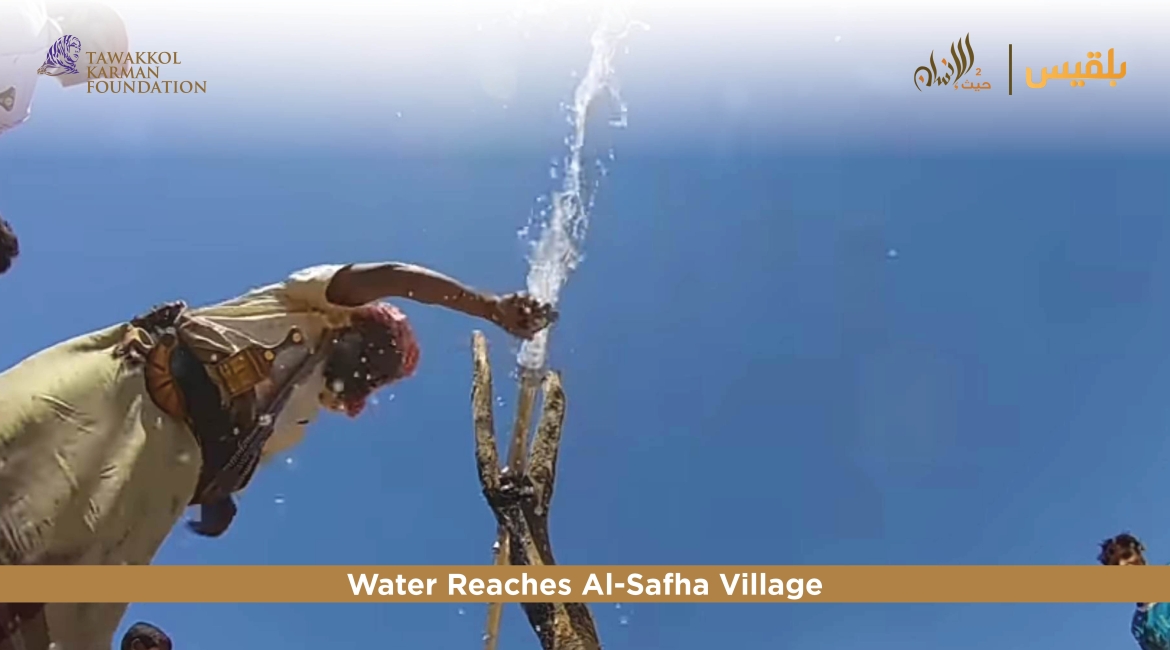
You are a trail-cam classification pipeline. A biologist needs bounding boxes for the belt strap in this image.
[196,335,334,503]
[167,339,244,504]
[128,301,334,536]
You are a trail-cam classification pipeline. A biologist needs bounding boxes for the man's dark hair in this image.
[0,217,18,275]
[1098,532,1146,565]
[121,621,173,650]
[323,313,403,407]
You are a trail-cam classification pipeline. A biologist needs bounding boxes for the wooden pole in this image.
[471,332,600,650]
[481,367,542,650]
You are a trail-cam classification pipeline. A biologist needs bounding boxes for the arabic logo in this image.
[37,35,82,77]
[0,87,14,112]
[1025,48,1126,88]
[914,33,977,91]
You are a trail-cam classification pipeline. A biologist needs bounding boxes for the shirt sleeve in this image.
[1134,604,1170,650]
[1134,609,1150,648]
[276,264,350,311]
[189,264,351,321]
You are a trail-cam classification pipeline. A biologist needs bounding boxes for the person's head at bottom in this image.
[121,622,173,650]
[1098,532,1147,566]
[318,302,420,418]
[0,217,18,276]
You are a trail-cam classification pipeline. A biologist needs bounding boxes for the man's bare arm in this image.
[326,262,497,317]
[326,262,557,340]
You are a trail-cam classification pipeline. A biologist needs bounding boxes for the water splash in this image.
[516,7,645,370]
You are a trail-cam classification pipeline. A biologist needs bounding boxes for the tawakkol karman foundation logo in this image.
[34,34,206,95]
[36,35,83,77]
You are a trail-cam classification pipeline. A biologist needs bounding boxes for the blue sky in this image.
[4,2,1170,649]
[7,152,1170,650]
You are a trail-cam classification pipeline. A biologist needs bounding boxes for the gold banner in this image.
[0,566,1164,603]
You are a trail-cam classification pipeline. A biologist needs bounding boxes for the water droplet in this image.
[285,457,295,467]
[396,111,403,118]
[835,35,842,42]
[331,379,346,393]
[495,396,505,407]
[887,248,899,259]
[274,495,286,505]
[492,540,501,551]
[387,394,396,402]
[176,451,191,465]
[615,603,622,609]
[457,608,466,616]
[619,615,630,626]
[258,414,273,427]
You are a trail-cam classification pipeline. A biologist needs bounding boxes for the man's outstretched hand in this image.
[490,293,558,340]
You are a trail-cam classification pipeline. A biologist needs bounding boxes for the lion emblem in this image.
[37,35,82,76]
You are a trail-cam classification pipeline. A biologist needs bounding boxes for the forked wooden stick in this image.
[471,332,601,650]
[480,365,541,650]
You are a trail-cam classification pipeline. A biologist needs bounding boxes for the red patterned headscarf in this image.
[351,301,420,381]
[328,302,420,417]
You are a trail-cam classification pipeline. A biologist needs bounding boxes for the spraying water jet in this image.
[479,7,644,650]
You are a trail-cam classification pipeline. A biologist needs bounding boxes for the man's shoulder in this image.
[194,265,348,313]
[286,264,347,285]
[249,264,346,298]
